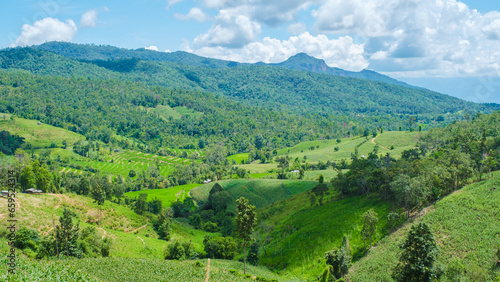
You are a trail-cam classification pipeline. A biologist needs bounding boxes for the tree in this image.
[324,238,351,279]
[393,223,440,281]
[91,184,106,225]
[361,209,378,249]
[235,197,257,275]
[276,157,289,179]
[55,208,81,258]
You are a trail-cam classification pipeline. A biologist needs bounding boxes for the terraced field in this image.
[60,149,201,180]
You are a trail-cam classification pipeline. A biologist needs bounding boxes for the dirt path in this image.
[371,137,390,150]
[137,236,145,245]
[126,224,147,233]
[50,193,64,210]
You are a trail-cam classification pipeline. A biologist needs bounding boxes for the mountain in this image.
[2,45,497,119]
[35,42,409,87]
[271,52,412,88]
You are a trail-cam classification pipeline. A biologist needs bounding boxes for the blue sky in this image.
[2,0,500,103]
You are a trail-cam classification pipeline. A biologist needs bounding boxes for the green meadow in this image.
[124,183,201,206]
[0,113,84,148]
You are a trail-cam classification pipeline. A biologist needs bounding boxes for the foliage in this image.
[164,239,196,260]
[203,236,238,259]
[0,130,24,155]
[236,197,258,274]
[392,223,440,282]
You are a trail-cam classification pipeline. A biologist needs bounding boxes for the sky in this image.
[2,0,500,103]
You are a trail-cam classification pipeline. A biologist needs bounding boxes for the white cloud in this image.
[174,7,210,22]
[199,0,314,26]
[104,6,110,12]
[287,22,307,35]
[311,0,500,76]
[80,9,98,28]
[166,0,184,9]
[144,46,159,51]
[12,17,77,47]
[190,32,369,71]
[193,8,261,48]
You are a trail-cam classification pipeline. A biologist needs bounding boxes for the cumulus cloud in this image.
[193,8,261,48]
[144,46,159,51]
[174,7,210,22]
[80,9,98,28]
[189,32,369,71]
[312,0,500,76]
[199,0,313,26]
[12,17,77,47]
[287,22,307,35]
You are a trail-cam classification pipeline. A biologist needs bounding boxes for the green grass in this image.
[236,163,278,174]
[124,184,201,206]
[276,131,419,163]
[59,149,197,180]
[347,172,500,281]
[190,179,317,210]
[0,192,211,260]
[0,255,290,282]
[0,113,84,148]
[257,190,392,279]
[148,105,203,120]
[227,153,249,164]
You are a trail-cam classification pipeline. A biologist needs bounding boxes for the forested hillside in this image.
[2,45,497,117]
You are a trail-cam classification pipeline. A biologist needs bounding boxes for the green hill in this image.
[190,179,317,209]
[255,188,392,279]
[347,172,500,281]
[3,45,497,118]
[0,113,84,148]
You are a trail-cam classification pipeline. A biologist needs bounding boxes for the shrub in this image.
[203,236,238,259]
[201,221,219,233]
[164,239,195,260]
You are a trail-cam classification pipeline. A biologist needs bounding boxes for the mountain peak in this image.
[279,53,330,72]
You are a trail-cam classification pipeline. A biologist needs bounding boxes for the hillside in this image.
[0,113,84,148]
[2,45,497,118]
[347,172,500,281]
[270,52,412,88]
[190,179,317,210]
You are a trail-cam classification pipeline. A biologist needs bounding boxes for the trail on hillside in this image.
[126,224,147,233]
[371,136,389,150]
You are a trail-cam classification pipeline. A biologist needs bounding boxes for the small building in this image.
[25,188,43,194]
[37,122,42,125]
[1,191,10,197]
[203,179,212,184]
[291,170,300,173]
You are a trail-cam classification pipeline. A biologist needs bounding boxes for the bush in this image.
[15,226,40,250]
[201,221,219,233]
[203,236,238,259]
[164,240,195,260]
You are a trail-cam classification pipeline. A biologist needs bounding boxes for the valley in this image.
[1,42,500,281]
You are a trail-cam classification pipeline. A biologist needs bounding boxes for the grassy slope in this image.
[0,113,84,148]
[124,183,201,206]
[257,190,392,279]
[347,172,500,281]
[0,193,217,259]
[190,179,317,210]
[0,254,288,281]
[276,131,419,163]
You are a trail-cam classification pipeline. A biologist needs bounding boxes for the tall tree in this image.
[361,209,378,249]
[55,208,80,258]
[235,197,257,275]
[393,223,440,281]
[91,184,106,225]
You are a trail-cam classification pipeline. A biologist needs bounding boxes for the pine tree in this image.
[392,223,440,281]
